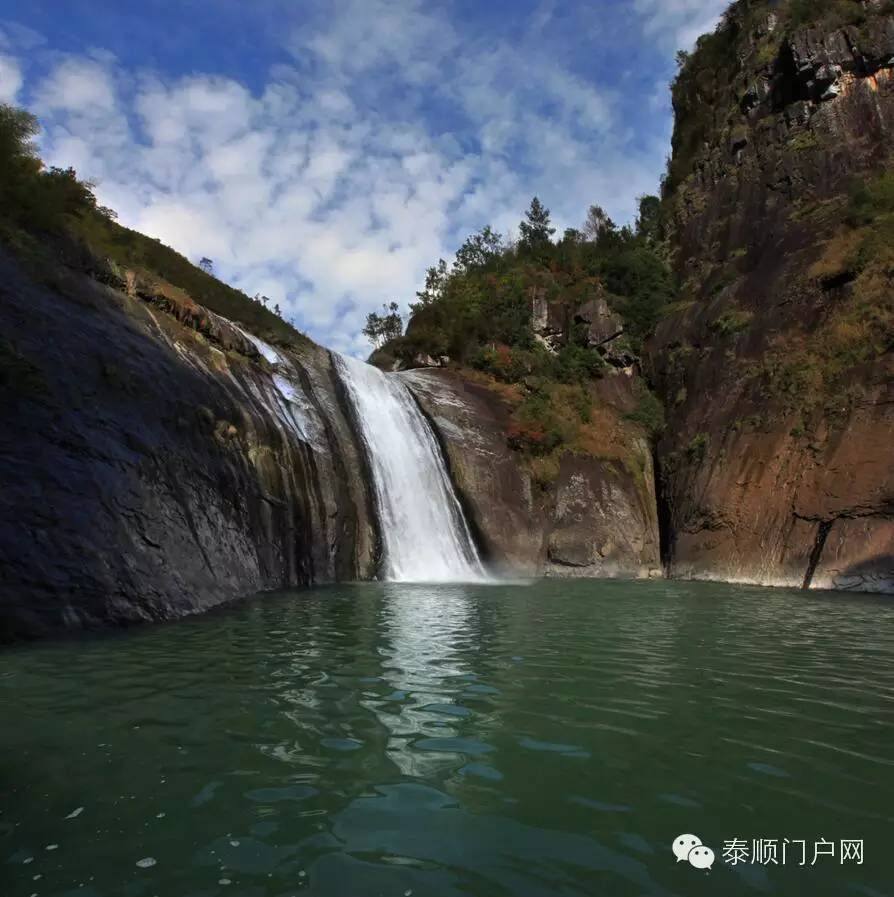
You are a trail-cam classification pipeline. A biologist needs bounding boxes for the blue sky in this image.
[0,0,728,354]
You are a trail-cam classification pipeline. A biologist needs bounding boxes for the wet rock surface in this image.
[0,250,376,640]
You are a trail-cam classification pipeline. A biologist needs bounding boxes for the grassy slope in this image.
[69,212,308,348]
[0,102,308,351]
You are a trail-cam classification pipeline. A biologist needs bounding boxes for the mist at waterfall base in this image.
[4,579,893,897]
[334,354,486,584]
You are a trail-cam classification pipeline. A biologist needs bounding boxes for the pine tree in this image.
[518,197,555,253]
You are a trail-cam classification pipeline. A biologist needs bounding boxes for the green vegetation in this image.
[685,433,710,462]
[0,105,113,233]
[374,195,674,481]
[749,170,894,422]
[847,171,894,228]
[709,307,753,336]
[754,39,778,66]
[383,195,674,368]
[625,385,667,438]
[788,0,867,29]
[517,196,556,256]
[362,302,404,349]
[506,383,591,455]
[843,169,894,297]
[0,103,305,347]
[471,341,607,386]
[788,131,819,153]
[71,213,303,345]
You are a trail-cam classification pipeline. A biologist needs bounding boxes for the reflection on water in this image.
[2,579,893,897]
[373,584,477,777]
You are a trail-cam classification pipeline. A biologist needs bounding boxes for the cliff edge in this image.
[648,0,894,591]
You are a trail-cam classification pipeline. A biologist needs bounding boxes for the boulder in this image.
[574,296,624,348]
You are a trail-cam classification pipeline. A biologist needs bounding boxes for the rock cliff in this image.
[648,0,894,592]
[0,249,377,640]
[403,368,661,580]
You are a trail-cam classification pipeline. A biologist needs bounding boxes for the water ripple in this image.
[1,579,892,897]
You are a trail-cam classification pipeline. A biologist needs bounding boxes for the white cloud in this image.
[290,0,459,82]
[0,53,22,103]
[19,0,694,356]
[35,58,117,112]
[633,0,729,51]
[0,20,45,52]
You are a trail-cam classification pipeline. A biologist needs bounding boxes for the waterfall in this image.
[232,325,325,450]
[334,354,485,583]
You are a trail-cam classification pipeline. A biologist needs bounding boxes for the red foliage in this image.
[506,420,547,450]
[495,344,513,365]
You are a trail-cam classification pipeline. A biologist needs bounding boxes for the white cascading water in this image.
[334,354,485,583]
[232,325,325,450]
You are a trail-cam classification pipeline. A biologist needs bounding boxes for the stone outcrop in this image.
[648,0,894,593]
[402,368,661,579]
[530,286,634,367]
[574,297,624,349]
[0,249,377,640]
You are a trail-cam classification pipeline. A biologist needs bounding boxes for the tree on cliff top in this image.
[635,195,663,244]
[363,302,404,348]
[582,204,614,242]
[454,225,504,273]
[0,103,112,230]
[0,104,39,169]
[518,197,555,253]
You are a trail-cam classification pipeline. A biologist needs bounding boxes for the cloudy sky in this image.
[0,0,727,355]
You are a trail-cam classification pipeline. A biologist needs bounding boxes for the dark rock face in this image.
[650,3,894,593]
[0,251,376,640]
[402,369,661,579]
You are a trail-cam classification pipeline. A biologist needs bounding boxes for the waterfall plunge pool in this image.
[3,579,893,897]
